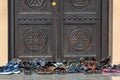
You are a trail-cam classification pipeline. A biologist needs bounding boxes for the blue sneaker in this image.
[30,58,48,69]
[0,59,21,75]
[12,63,21,74]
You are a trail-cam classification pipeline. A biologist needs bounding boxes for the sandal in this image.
[37,66,56,74]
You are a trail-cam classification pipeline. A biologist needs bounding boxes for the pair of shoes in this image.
[0,59,21,75]
[99,56,111,67]
[37,66,56,74]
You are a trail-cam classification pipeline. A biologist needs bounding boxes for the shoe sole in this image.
[13,71,21,74]
[0,71,20,75]
[0,72,13,75]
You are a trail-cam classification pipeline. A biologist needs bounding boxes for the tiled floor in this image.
[0,73,120,80]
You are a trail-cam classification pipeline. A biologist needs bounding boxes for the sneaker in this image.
[66,67,78,73]
[67,66,85,73]
[31,58,48,69]
[0,59,21,75]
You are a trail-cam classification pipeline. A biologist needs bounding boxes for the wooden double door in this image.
[9,0,109,61]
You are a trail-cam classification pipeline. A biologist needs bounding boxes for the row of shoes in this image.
[0,56,120,75]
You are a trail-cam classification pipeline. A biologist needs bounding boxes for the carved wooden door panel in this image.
[9,0,109,61]
[14,0,56,60]
[59,0,103,60]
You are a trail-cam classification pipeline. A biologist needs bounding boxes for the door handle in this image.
[51,0,57,7]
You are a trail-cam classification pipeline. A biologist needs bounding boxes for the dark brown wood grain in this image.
[8,0,109,61]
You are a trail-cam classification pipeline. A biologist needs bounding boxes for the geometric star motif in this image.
[29,0,44,7]
[24,29,47,52]
[71,0,91,9]
[69,28,92,52]
[23,0,47,9]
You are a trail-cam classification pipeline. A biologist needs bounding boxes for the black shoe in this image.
[22,61,33,75]
[99,56,111,65]
[54,67,66,74]
[24,67,32,75]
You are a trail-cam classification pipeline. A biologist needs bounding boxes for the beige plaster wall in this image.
[0,0,8,65]
[0,0,120,65]
[112,0,120,64]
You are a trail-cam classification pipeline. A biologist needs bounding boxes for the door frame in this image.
[8,0,111,61]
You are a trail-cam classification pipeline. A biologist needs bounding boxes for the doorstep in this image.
[0,72,117,80]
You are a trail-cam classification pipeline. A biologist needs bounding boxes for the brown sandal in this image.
[37,66,56,74]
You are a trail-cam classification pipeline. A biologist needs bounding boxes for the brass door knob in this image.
[52,1,57,6]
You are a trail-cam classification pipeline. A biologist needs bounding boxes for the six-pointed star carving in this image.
[29,0,44,6]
